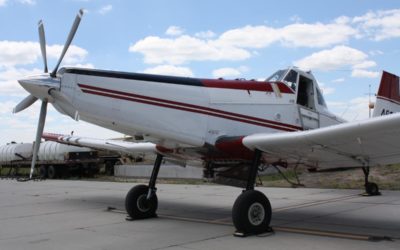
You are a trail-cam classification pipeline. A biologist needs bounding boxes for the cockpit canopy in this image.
[267,68,327,108]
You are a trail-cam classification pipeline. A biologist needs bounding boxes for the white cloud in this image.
[46,44,88,64]
[62,63,94,69]
[295,46,380,78]
[318,82,335,95]
[0,100,17,114]
[0,67,43,96]
[294,46,372,71]
[353,9,400,41]
[0,0,7,7]
[165,26,184,36]
[129,35,250,65]
[352,60,376,69]
[212,68,241,78]
[142,65,194,77]
[320,86,335,95]
[98,4,112,15]
[369,50,383,56]
[329,96,372,121]
[217,25,279,48]
[351,69,379,78]
[17,0,35,5]
[290,15,302,23]
[332,78,345,83]
[195,30,216,39]
[0,41,88,68]
[130,18,358,65]
[0,41,40,67]
[278,22,357,47]
[212,66,248,78]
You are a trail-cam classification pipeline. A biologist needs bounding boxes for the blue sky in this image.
[1,0,400,144]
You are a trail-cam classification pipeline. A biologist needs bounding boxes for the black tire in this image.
[366,182,380,195]
[232,190,272,234]
[125,185,158,219]
[47,165,57,179]
[39,166,47,179]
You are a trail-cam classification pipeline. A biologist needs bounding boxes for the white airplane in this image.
[14,10,400,235]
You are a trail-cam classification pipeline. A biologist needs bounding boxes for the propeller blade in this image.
[13,94,38,113]
[51,9,84,77]
[38,20,48,73]
[29,100,48,179]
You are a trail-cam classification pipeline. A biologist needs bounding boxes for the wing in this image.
[243,113,400,169]
[42,133,156,155]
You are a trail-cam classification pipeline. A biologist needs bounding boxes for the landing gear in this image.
[232,190,271,234]
[362,167,380,196]
[125,184,158,219]
[232,150,272,236]
[125,154,163,220]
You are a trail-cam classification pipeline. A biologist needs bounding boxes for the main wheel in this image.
[365,182,380,196]
[232,190,272,235]
[125,185,158,219]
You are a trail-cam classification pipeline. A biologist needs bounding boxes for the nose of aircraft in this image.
[18,73,60,101]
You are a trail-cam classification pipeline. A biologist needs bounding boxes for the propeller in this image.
[12,94,38,113]
[14,9,84,179]
[29,100,47,179]
[51,9,83,77]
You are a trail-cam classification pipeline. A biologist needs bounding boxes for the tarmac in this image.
[0,179,399,250]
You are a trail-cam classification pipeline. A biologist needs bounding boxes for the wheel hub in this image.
[137,194,151,212]
[248,202,265,226]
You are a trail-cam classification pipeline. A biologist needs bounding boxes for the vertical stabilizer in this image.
[373,71,400,117]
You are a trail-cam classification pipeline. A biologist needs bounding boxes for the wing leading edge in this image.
[243,113,400,169]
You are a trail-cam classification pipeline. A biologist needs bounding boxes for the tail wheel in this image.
[125,185,158,219]
[232,190,271,234]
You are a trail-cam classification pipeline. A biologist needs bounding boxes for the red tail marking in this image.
[377,71,400,102]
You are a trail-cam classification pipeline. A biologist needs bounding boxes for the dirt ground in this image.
[259,164,400,190]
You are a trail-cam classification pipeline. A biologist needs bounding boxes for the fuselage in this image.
[48,67,343,161]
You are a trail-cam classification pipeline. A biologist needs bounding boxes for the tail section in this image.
[373,71,400,117]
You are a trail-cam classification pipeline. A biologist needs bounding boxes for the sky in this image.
[1,0,400,145]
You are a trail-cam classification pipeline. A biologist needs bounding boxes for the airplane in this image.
[13,9,400,235]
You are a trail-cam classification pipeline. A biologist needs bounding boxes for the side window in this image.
[283,70,298,91]
[316,88,326,107]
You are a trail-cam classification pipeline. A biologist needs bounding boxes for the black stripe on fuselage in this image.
[63,68,203,86]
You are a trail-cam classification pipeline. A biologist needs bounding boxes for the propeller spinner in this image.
[14,9,84,179]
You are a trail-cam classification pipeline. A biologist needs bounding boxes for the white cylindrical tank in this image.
[0,143,33,164]
[37,141,93,161]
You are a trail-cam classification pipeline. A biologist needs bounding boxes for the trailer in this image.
[0,141,101,179]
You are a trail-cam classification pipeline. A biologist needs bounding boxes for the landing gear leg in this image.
[232,150,272,236]
[362,167,380,196]
[125,154,163,220]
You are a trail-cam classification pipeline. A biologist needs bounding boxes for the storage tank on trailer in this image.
[0,143,33,164]
[37,141,93,161]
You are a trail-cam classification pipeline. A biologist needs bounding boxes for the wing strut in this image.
[246,149,262,191]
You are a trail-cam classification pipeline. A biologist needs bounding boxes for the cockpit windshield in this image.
[266,69,288,82]
[266,69,298,91]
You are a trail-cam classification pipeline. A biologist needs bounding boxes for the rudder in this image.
[373,71,400,117]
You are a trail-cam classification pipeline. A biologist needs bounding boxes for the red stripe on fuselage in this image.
[78,84,302,132]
